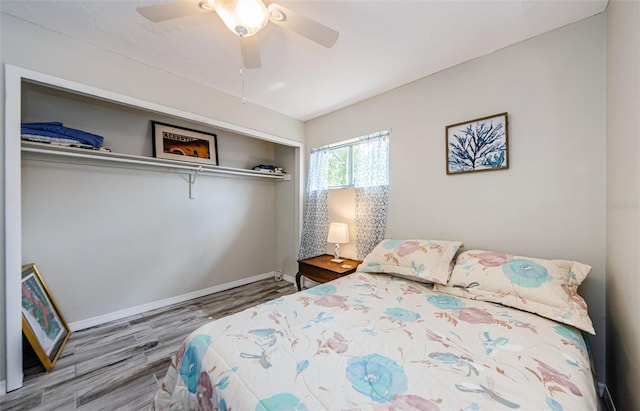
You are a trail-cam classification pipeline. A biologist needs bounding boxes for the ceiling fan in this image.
[137,0,339,69]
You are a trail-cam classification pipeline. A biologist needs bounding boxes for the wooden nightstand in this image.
[296,254,362,291]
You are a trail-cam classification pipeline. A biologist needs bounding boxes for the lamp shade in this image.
[327,223,349,244]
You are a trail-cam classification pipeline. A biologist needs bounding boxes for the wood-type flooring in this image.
[0,277,297,410]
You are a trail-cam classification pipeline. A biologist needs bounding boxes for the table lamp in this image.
[327,222,349,263]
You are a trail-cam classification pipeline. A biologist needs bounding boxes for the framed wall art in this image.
[152,121,219,166]
[446,112,509,175]
[21,263,71,371]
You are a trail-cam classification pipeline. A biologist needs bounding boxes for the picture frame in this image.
[21,263,70,371]
[446,112,509,175]
[152,121,218,166]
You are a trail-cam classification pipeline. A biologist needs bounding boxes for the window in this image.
[327,143,354,188]
[325,130,389,189]
[300,130,389,260]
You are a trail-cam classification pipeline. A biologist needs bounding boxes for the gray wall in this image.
[606,1,640,409]
[306,15,607,382]
[1,13,303,386]
[275,144,301,278]
[20,85,284,322]
[0,62,5,390]
[326,188,357,259]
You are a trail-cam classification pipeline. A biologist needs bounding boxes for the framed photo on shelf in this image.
[152,121,218,166]
[21,263,71,371]
[446,112,509,175]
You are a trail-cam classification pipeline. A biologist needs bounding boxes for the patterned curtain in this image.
[298,147,331,259]
[354,131,390,260]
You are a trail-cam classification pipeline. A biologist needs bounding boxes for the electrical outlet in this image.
[274,269,284,281]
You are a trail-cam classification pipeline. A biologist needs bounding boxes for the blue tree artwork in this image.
[446,112,508,174]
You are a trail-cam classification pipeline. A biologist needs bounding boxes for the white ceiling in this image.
[1,0,607,121]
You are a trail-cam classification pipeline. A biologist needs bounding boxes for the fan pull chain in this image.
[239,65,247,105]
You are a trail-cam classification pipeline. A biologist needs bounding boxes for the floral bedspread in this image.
[154,272,598,410]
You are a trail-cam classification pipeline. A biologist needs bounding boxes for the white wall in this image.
[307,15,607,381]
[606,1,640,409]
[0,15,303,142]
[1,13,303,386]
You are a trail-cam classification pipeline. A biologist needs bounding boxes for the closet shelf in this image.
[21,141,290,181]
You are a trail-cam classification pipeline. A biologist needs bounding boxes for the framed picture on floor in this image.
[152,121,219,166]
[21,263,71,371]
[446,112,509,174]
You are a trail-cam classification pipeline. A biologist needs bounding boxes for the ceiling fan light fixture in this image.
[212,0,269,37]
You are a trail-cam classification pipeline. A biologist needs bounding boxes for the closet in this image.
[4,65,302,390]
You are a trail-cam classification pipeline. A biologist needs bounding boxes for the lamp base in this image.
[331,243,344,264]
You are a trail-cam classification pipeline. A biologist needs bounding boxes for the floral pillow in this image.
[357,239,463,284]
[433,250,595,334]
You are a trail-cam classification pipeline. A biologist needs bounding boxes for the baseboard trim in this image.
[69,272,276,331]
[0,379,6,396]
[602,384,617,411]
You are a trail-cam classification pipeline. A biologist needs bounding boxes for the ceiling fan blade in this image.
[136,1,213,23]
[240,36,262,69]
[267,3,339,48]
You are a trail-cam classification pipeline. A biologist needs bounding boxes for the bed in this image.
[153,240,599,410]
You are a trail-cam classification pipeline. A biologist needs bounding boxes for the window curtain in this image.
[354,131,390,260]
[298,147,331,259]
